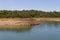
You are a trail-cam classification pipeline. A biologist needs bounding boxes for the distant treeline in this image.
[0,10,60,18]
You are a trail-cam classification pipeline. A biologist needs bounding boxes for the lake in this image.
[0,22,60,40]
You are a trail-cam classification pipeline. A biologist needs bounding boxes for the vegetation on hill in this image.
[0,10,60,18]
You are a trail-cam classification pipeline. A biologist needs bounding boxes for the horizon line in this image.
[0,9,60,12]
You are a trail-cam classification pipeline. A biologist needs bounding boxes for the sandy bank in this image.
[0,18,38,26]
[0,18,60,26]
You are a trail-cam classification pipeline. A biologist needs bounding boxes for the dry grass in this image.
[34,18,60,21]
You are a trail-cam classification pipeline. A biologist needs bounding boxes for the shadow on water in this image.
[0,25,33,32]
[41,21,60,26]
[32,21,60,32]
[45,21,60,27]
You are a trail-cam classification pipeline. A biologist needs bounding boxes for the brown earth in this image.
[0,18,60,26]
[0,18,38,26]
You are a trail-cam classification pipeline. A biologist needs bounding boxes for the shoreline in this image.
[0,18,59,29]
[0,18,38,26]
[0,18,60,26]
[34,18,60,21]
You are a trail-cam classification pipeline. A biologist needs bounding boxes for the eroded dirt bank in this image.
[0,18,60,29]
[0,18,39,26]
[0,18,60,26]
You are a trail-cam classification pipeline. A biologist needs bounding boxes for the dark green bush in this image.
[0,10,60,18]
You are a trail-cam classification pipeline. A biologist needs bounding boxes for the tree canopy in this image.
[0,10,60,18]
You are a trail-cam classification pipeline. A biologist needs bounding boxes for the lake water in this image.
[0,22,60,40]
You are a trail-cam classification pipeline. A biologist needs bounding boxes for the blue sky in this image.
[0,0,60,11]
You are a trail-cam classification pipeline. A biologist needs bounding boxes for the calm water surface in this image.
[0,22,60,40]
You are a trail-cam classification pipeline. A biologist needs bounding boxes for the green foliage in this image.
[0,10,60,18]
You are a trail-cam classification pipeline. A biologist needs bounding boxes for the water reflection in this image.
[0,22,60,32]
[0,26,32,32]
[0,22,60,40]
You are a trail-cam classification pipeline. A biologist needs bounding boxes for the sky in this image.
[0,0,60,11]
